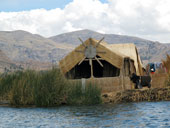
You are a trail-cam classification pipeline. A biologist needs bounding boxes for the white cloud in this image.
[0,0,170,43]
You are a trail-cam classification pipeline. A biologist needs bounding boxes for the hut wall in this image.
[151,73,167,88]
[123,77,134,90]
[70,76,133,93]
[89,77,122,93]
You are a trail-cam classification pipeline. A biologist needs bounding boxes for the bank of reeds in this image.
[0,68,102,107]
[165,74,170,87]
[67,82,102,105]
[0,71,21,99]
[162,54,170,74]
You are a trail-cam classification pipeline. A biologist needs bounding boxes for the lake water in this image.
[0,102,170,128]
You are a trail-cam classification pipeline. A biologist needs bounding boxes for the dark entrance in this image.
[65,59,120,79]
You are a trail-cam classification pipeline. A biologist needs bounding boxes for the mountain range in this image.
[0,29,170,71]
[0,50,17,72]
[50,29,170,64]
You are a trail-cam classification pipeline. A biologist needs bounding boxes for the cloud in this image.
[0,0,170,43]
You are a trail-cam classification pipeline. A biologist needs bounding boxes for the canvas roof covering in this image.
[59,38,143,75]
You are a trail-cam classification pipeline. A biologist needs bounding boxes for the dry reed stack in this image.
[102,87,170,104]
[162,54,170,74]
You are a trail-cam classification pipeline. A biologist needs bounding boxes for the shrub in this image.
[8,68,69,107]
[9,70,37,106]
[0,68,102,107]
[0,71,23,97]
[84,83,102,105]
[67,82,102,105]
[33,68,68,107]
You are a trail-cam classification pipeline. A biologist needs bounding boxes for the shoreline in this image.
[0,100,10,107]
[1,87,170,107]
[102,87,170,104]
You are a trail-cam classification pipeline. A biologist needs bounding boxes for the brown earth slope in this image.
[0,50,17,72]
[50,29,170,65]
[0,30,73,63]
[0,29,170,67]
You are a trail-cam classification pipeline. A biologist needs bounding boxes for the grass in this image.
[67,82,102,105]
[33,69,68,107]
[0,71,22,99]
[9,70,38,106]
[0,68,102,107]
[163,54,170,87]
[165,74,170,87]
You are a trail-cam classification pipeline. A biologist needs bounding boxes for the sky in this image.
[0,0,170,43]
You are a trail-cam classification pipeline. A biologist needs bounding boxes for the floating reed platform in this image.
[102,87,170,104]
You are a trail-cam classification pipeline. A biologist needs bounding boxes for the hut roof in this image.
[102,43,143,75]
[59,38,143,75]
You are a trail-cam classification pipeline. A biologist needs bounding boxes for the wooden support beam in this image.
[78,37,86,48]
[84,58,103,61]
[78,57,86,65]
[120,60,125,90]
[89,59,94,78]
[95,57,103,67]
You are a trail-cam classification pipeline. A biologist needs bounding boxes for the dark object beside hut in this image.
[130,73,151,89]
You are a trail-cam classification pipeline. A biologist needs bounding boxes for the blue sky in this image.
[0,0,170,43]
[0,0,108,12]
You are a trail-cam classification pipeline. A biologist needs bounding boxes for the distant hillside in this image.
[0,29,170,70]
[50,29,170,64]
[0,30,73,63]
[0,50,18,72]
[49,29,165,46]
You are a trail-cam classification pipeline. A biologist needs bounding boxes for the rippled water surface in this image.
[0,102,170,128]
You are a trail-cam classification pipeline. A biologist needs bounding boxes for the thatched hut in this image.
[59,38,144,92]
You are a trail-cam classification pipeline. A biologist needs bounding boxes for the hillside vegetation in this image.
[0,29,170,68]
[0,50,20,72]
[50,29,170,65]
[0,30,72,63]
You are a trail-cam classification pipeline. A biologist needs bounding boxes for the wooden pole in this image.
[89,59,94,78]
[120,60,125,90]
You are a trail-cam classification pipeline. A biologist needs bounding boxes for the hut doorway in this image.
[93,60,120,78]
[65,59,120,79]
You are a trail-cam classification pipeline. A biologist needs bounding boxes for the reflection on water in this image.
[0,102,170,128]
